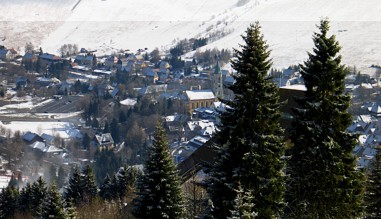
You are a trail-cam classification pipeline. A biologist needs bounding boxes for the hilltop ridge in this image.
[1,0,381,73]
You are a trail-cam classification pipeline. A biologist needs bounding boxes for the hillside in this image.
[1,0,381,73]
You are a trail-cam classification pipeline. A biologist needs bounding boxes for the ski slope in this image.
[1,0,381,73]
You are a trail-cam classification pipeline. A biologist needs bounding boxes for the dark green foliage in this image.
[133,122,185,218]
[81,164,98,203]
[110,118,120,143]
[43,184,67,219]
[207,22,285,218]
[65,166,83,205]
[228,184,257,219]
[364,147,381,218]
[65,198,77,219]
[192,37,208,50]
[99,175,113,200]
[18,182,33,213]
[31,176,48,218]
[94,149,122,185]
[285,19,364,218]
[65,165,98,206]
[0,186,19,218]
[117,164,137,199]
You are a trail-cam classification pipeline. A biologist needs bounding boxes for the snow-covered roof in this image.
[44,145,63,153]
[185,89,215,101]
[188,135,209,148]
[280,84,307,91]
[93,69,112,75]
[361,83,373,89]
[29,141,46,151]
[120,98,137,106]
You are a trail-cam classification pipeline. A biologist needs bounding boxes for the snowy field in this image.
[1,0,381,74]
[0,120,80,139]
[0,93,82,138]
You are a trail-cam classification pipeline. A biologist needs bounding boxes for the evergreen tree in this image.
[133,122,185,218]
[0,186,19,218]
[364,147,381,218]
[228,184,257,219]
[65,198,78,219]
[65,165,83,205]
[31,176,48,218]
[110,173,119,200]
[118,164,136,199]
[285,19,364,218]
[207,22,285,218]
[110,118,120,143]
[99,175,113,200]
[18,182,33,213]
[81,164,98,203]
[43,184,68,219]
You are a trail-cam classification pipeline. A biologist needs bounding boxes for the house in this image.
[41,133,55,144]
[28,141,64,156]
[120,98,137,107]
[278,84,307,137]
[39,53,61,67]
[22,53,38,66]
[16,76,29,88]
[0,49,17,61]
[138,84,168,96]
[74,55,94,66]
[23,132,43,144]
[94,133,115,149]
[105,56,118,67]
[185,89,216,115]
[144,67,158,82]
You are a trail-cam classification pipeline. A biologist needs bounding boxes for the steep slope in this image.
[1,0,381,72]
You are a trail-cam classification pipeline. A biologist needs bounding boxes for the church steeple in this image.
[213,61,224,99]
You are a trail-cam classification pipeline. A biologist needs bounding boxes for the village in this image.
[0,42,380,189]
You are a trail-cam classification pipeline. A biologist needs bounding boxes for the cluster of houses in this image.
[349,106,381,169]
[1,43,379,184]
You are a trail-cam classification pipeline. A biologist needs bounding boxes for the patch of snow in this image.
[0,121,80,139]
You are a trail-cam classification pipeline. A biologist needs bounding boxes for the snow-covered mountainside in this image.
[1,0,381,72]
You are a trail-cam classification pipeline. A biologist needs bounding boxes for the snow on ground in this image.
[0,98,53,111]
[1,0,381,73]
[0,121,79,139]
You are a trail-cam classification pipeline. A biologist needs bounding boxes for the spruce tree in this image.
[18,182,33,213]
[0,186,19,218]
[364,147,381,218]
[65,198,78,219]
[43,184,68,219]
[65,165,83,205]
[81,164,98,203]
[207,22,285,218]
[118,164,136,199]
[31,176,48,218]
[285,19,364,218]
[133,122,185,218]
[228,184,257,219]
[100,175,113,201]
